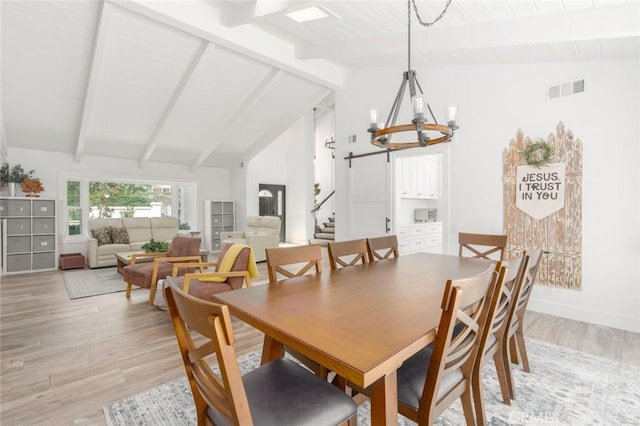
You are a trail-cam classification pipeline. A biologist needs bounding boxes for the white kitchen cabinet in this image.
[398,158,413,198]
[422,156,439,199]
[397,156,439,200]
[397,222,443,255]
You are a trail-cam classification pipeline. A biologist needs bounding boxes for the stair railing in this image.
[311,189,335,234]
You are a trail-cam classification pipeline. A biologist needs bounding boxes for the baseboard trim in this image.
[527,298,640,333]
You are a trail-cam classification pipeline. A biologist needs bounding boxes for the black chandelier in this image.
[368,0,459,150]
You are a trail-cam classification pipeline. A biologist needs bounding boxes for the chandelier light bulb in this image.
[369,108,380,129]
[447,106,457,121]
[412,95,426,117]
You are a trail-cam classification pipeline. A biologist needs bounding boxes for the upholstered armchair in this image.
[163,243,257,303]
[222,216,281,262]
[123,236,202,305]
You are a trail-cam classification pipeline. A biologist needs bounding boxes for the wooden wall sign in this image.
[503,122,583,290]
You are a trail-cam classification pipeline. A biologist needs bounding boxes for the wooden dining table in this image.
[213,252,493,426]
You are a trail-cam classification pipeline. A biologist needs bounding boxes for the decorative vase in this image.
[8,182,18,197]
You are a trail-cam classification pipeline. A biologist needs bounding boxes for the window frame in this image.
[59,173,197,243]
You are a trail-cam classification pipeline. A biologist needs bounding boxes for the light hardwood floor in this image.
[1,258,639,425]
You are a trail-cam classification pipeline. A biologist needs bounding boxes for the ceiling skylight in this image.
[286,6,328,23]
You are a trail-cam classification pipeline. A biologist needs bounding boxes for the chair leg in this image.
[345,413,358,426]
[509,335,519,365]
[514,328,530,373]
[503,337,517,400]
[472,359,487,426]
[492,349,511,405]
[148,282,157,305]
[125,282,132,298]
[460,389,477,426]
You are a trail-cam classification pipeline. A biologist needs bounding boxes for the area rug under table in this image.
[103,338,640,425]
[63,267,126,299]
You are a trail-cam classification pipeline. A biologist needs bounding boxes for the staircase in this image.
[311,214,335,246]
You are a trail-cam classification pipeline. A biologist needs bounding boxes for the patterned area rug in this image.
[103,338,640,425]
[63,267,126,299]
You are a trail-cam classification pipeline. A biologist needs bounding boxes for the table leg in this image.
[260,335,285,365]
[369,371,398,426]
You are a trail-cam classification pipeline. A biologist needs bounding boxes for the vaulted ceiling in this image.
[2,0,638,169]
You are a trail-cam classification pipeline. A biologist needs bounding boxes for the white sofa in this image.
[87,217,178,268]
[222,216,281,262]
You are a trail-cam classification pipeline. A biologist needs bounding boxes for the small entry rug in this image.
[63,267,126,299]
[103,339,640,425]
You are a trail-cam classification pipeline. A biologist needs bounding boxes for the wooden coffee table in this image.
[115,250,209,274]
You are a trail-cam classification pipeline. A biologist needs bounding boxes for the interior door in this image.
[258,184,286,242]
[347,154,391,239]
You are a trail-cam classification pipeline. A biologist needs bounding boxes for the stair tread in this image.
[314,233,335,239]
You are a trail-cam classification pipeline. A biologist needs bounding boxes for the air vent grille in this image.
[546,78,585,101]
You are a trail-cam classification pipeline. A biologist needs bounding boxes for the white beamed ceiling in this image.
[2,0,639,168]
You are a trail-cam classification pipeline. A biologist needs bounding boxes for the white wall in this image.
[3,147,231,255]
[314,109,335,227]
[335,60,640,332]
[246,112,315,244]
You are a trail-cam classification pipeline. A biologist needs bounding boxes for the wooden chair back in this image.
[458,232,508,260]
[366,235,400,262]
[327,239,369,270]
[265,245,322,283]
[510,249,542,324]
[164,283,252,425]
[484,254,526,349]
[504,248,543,398]
[471,254,526,423]
[412,267,497,425]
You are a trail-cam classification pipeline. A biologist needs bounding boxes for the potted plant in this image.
[141,239,170,253]
[21,177,45,197]
[1,163,35,196]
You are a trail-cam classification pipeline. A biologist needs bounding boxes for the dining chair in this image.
[327,239,369,270]
[366,235,400,262]
[472,254,525,426]
[123,236,202,305]
[348,266,498,425]
[164,283,358,426]
[458,232,508,261]
[265,244,322,283]
[264,244,328,379]
[504,248,543,400]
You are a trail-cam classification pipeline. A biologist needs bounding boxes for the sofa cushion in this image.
[122,218,152,243]
[151,217,179,242]
[91,227,112,246]
[97,244,131,256]
[110,227,130,244]
[247,216,281,237]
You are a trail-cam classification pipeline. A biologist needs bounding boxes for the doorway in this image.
[258,184,286,242]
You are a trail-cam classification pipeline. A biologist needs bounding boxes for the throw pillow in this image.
[110,227,130,244]
[91,227,112,246]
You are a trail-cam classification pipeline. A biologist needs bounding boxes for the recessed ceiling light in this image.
[286,6,328,23]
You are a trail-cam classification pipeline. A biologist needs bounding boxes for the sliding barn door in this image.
[347,154,391,239]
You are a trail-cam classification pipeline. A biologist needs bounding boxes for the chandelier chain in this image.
[410,0,452,27]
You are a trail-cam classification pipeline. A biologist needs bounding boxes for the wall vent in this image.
[546,78,585,101]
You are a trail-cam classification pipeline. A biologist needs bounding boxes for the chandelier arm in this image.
[407,70,418,98]
[387,74,409,128]
[426,103,439,125]
[411,0,452,27]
